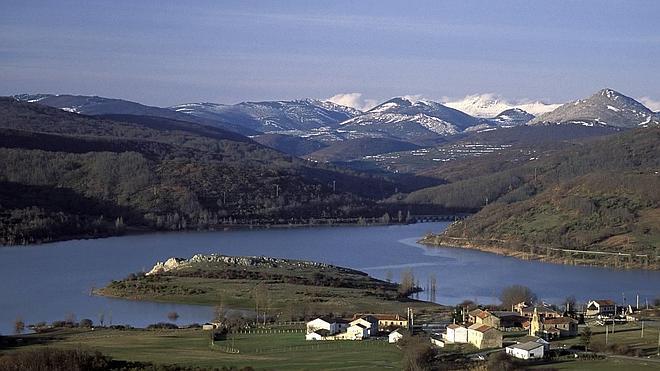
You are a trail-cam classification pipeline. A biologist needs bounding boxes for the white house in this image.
[430,335,445,348]
[388,329,404,343]
[506,341,545,360]
[306,317,345,335]
[339,324,369,340]
[349,316,378,336]
[515,335,550,352]
[445,324,468,343]
[586,300,616,317]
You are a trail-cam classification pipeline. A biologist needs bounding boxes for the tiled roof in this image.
[509,341,544,351]
[545,317,577,325]
[468,324,495,333]
[447,324,463,329]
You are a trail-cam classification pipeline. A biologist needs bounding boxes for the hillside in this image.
[529,88,660,128]
[13,94,257,136]
[417,128,660,269]
[170,99,360,134]
[252,133,328,156]
[98,253,440,314]
[307,137,421,162]
[0,98,408,245]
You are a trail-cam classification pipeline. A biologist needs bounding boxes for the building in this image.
[586,300,616,317]
[202,322,221,331]
[486,311,527,330]
[335,324,369,340]
[543,316,578,337]
[349,316,378,336]
[515,335,550,352]
[468,309,490,324]
[358,313,408,330]
[529,307,578,339]
[306,317,347,336]
[467,324,502,349]
[519,305,560,319]
[430,334,445,348]
[389,329,404,343]
[445,324,468,343]
[506,341,545,360]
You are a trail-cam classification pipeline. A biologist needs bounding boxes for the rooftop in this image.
[508,341,544,351]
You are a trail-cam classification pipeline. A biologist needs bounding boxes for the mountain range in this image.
[12,88,660,157]
[529,88,660,128]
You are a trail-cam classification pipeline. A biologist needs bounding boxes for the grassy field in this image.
[551,323,660,357]
[2,328,402,370]
[98,255,446,317]
[529,358,660,370]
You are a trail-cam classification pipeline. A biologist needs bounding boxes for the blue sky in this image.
[1,0,659,109]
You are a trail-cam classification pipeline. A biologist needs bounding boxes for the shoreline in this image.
[3,219,453,248]
[419,235,659,271]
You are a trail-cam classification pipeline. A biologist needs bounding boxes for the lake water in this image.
[1,222,658,334]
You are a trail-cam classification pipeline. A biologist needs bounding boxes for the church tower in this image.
[530,307,542,336]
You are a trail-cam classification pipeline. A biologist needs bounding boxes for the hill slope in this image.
[0,98,405,245]
[417,128,660,269]
[13,94,257,136]
[529,88,660,128]
[307,137,421,162]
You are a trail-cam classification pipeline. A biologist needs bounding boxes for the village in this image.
[278,297,660,365]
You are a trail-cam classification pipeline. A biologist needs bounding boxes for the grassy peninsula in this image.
[97,254,443,316]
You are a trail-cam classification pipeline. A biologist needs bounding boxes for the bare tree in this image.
[499,285,537,309]
[14,318,25,334]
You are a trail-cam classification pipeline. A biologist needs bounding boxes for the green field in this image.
[552,323,660,357]
[98,255,446,317]
[530,358,660,370]
[2,328,402,370]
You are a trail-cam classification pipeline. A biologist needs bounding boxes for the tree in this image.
[499,285,537,309]
[14,318,25,334]
[581,327,593,351]
[167,311,179,321]
[79,319,93,328]
[400,334,437,371]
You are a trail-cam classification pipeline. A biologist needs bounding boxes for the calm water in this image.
[1,222,658,334]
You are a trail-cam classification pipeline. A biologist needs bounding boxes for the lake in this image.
[1,222,658,334]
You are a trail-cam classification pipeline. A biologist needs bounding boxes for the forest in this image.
[417,127,660,261]
[0,98,436,245]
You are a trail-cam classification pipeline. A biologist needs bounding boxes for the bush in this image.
[146,322,178,330]
[0,348,111,371]
[79,319,93,328]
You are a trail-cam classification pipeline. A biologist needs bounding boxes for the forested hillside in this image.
[0,98,412,245]
[417,128,660,268]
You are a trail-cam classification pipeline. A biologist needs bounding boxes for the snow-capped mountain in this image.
[338,97,482,142]
[12,93,256,135]
[443,93,560,118]
[170,99,361,134]
[490,108,535,127]
[529,88,660,128]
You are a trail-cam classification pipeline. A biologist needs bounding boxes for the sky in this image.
[1,0,659,110]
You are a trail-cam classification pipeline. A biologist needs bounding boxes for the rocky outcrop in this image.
[145,253,363,276]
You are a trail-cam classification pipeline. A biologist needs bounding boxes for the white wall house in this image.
[350,316,378,336]
[506,341,544,359]
[445,324,468,343]
[307,317,341,335]
[388,329,403,343]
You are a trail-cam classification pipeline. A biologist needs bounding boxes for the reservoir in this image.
[1,222,658,334]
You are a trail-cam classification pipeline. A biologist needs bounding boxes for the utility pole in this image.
[332,180,336,193]
[641,321,644,338]
[605,325,608,345]
[275,184,279,198]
